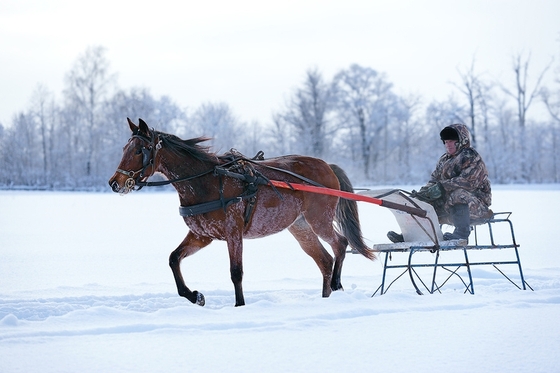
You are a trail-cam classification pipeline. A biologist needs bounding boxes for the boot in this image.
[443,204,471,242]
[387,231,404,243]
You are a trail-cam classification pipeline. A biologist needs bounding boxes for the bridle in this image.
[116,130,162,193]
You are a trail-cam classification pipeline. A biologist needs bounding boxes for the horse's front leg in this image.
[169,231,212,306]
[226,231,245,307]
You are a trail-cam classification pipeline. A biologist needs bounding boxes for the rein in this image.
[136,169,214,187]
[117,130,326,220]
[117,132,426,219]
[119,131,324,191]
[135,155,325,189]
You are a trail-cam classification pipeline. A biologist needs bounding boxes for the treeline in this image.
[1,46,559,190]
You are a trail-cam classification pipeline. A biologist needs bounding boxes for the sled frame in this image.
[359,190,532,295]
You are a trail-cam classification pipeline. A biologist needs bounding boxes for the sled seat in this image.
[356,189,531,296]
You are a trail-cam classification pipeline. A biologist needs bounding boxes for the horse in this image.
[108,118,375,307]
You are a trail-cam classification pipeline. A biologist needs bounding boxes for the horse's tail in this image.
[330,164,376,261]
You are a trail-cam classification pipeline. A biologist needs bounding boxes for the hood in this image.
[441,123,471,151]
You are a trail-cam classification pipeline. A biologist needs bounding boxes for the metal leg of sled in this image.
[373,250,411,296]
[472,212,532,291]
[408,246,475,295]
[462,247,475,294]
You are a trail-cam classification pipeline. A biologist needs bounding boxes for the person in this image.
[388,123,492,243]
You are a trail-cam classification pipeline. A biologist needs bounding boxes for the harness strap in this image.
[243,161,325,188]
[179,191,257,217]
[214,165,283,200]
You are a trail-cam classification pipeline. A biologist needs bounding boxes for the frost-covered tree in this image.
[453,58,487,148]
[2,45,560,189]
[62,45,117,181]
[333,64,402,179]
[0,112,42,186]
[541,65,560,182]
[500,53,551,181]
[28,84,57,185]
[189,102,241,152]
[276,68,335,158]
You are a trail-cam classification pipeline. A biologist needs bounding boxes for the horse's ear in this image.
[138,118,150,136]
[127,117,138,133]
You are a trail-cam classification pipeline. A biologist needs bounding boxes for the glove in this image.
[413,183,444,202]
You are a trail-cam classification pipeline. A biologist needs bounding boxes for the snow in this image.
[1,187,559,373]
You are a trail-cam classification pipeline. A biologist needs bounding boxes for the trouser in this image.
[429,189,490,225]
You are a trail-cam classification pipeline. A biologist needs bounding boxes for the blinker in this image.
[142,146,152,168]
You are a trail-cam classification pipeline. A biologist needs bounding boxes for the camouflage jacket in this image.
[427,123,492,207]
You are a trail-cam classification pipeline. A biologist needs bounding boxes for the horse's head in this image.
[108,118,162,194]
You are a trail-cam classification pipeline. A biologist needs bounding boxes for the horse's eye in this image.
[135,148,143,155]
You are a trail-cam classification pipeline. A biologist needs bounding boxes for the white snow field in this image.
[1,186,559,373]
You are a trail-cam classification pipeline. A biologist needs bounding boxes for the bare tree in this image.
[453,58,485,148]
[333,64,398,179]
[277,68,335,158]
[1,112,41,186]
[63,45,117,180]
[268,113,293,155]
[393,94,423,182]
[501,52,551,180]
[29,84,56,185]
[4,45,560,189]
[541,60,560,182]
[190,102,241,152]
[502,53,551,128]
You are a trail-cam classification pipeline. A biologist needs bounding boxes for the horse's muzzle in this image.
[109,179,121,193]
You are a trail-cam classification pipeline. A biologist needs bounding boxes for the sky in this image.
[1,0,559,127]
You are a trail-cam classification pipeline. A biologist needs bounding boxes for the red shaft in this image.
[269,180,382,205]
[268,180,426,217]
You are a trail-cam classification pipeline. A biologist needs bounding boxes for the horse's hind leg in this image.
[288,216,334,297]
[303,209,348,292]
[313,230,347,291]
[329,234,347,291]
[169,231,213,306]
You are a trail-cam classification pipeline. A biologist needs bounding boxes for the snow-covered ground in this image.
[1,187,559,373]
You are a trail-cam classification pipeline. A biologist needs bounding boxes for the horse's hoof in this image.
[195,291,205,306]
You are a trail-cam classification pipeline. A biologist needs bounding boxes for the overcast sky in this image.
[1,0,559,127]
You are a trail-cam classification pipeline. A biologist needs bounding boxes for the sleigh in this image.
[356,189,532,295]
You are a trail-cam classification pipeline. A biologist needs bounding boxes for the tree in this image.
[106,87,187,139]
[190,102,241,152]
[29,84,57,185]
[501,52,551,180]
[0,112,41,186]
[63,45,117,181]
[333,64,401,179]
[392,94,423,182]
[241,120,267,158]
[277,68,335,158]
[3,46,560,189]
[453,58,486,148]
[541,60,560,182]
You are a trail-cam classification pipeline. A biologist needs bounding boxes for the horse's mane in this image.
[157,131,218,163]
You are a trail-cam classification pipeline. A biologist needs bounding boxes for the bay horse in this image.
[108,118,375,307]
